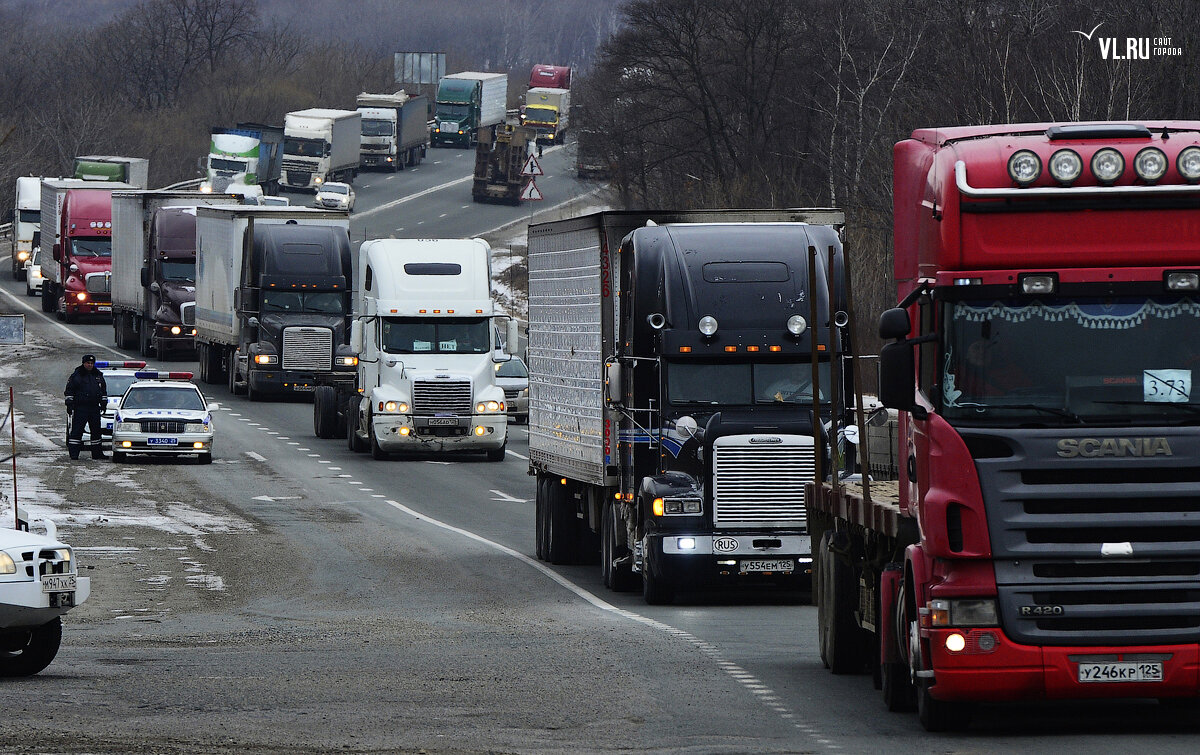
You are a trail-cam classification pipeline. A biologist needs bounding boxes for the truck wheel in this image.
[0,617,62,677]
[603,502,638,591]
[641,544,675,605]
[347,398,367,452]
[228,357,246,396]
[815,532,830,668]
[917,680,972,731]
[534,477,548,560]
[313,386,337,438]
[200,343,224,384]
[546,480,574,565]
[824,531,870,675]
[882,577,917,711]
[334,397,349,438]
[485,444,506,462]
[41,285,54,313]
[369,412,388,460]
[138,322,153,357]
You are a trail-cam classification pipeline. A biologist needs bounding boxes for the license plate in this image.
[740,559,794,573]
[148,437,178,446]
[1078,661,1163,683]
[41,574,76,593]
[292,384,314,392]
[428,417,458,426]
[98,306,111,312]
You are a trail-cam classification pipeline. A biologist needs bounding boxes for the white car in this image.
[314,182,355,212]
[494,356,529,423]
[0,523,90,676]
[24,247,43,297]
[111,374,218,464]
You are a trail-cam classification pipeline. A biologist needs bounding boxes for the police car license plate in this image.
[42,574,76,593]
[148,437,178,446]
[740,559,793,573]
[1078,661,1163,683]
[428,417,458,426]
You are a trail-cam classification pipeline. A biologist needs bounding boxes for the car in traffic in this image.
[314,182,355,212]
[0,520,90,676]
[494,356,528,423]
[24,247,43,297]
[111,372,217,464]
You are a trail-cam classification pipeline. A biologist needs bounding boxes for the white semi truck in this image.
[315,238,515,461]
[356,92,429,171]
[10,176,41,280]
[281,109,362,191]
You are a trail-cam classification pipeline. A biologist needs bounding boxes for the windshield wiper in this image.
[975,403,1086,423]
[1089,400,1200,414]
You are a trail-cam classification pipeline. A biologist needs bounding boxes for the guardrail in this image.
[0,222,11,242]
[160,178,205,191]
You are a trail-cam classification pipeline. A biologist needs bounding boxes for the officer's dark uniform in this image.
[65,354,108,460]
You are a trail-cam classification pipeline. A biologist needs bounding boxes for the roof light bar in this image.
[95,361,147,369]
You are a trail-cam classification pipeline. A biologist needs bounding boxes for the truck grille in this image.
[282,327,332,370]
[413,380,472,415]
[140,420,187,434]
[180,302,195,327]
[502,388,522,400]
[285,170,313,186]
[711,436,814,527]
[975,428,1200,646]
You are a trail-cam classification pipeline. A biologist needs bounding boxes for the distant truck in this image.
[202,123,284,195]
[40,179,136,321]
[432,72,508,148]
[111,190,242,359]
[522,87,570,145]
[356,92,429,171]
[72,156,149,189]
[10,176,41,280]
[281,109,361,191]
[193,206,356,401]
[527,209,848,604]
[322,237,514,461]
[573,101,611,180]
[529,64,571,90]
[472,125,536,206]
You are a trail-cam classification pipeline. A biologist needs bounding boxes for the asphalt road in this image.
[1,154,1198,753]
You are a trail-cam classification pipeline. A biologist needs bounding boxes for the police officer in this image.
[65,354,108,460]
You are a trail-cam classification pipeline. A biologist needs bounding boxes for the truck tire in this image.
[41,284,54,313]
[0,617,62,677]
[641,543,675,605]
[369,412,388,460]
[546,480,574,565]
[602,501,638,591]
[138,320,153,357]
[534,477,549,560]
[882,576,917,712]
[485,444,506,462]
[823,531,871,675]
[228,355,246,396]
[313,386,338,438]
[347,397,367,452]
[201,343,224,384]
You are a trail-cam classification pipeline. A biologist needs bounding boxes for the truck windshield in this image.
[525,107,557,124]
[284,138,325,158]
[210,157,248,172]
[361,119,393,136]
[261,291,344,314]
[18,209,39,224]
[161,261,194,281]
[667,360,831,406]
[381,317,490,354]
[942,296,1200,424]
[70,239,111,258]
[436,104,470,120]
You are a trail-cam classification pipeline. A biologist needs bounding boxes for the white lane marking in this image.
[337,474,351,478]
[0,281,126,356]
[288,442,300,445]
[348,481,363,485]
[461,205,469,209]
[252,495,301,502]
[318,460,331,464]
[425,460,451,465]
[359,488,372,492]
[490,489,527,503]
[245,451,267,462]
[307,454,320,457]
[504,449,528,461]
[433,161,442,164]
[438,213,447,218]
[229,414,242,417]
[354,174,474,219]
[372,495,385,498]
[328,467,342,471]
[416,220,425,225]
[277,436,289,440]
[380,498,834,748]
[395,227,405,232]
[297,447,310,451]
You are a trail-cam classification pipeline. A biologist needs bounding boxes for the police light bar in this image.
[133,371,194,380]
[95,361,147,369]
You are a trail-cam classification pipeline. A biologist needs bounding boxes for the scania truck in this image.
[319,238,514,461]
[808,120,1200,731]
[281,109,361,190]
[527,209,848,604]
[193,206,356,400]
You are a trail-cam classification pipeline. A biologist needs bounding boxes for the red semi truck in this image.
[809,121,1200,730]
[528,64,570,90]
[40,180,134,321]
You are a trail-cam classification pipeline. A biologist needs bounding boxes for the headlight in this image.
[170,326,182,335]
[1177,147,1200,183]
[185,422,211,433]
[381,401,408,413]
[1134,147,1168,182]
[698,315,719,336]
[337,356,358,367]
[929,598,999,627]
[1048,149,1082,184]
[16,251,28,262]
[115,421,140,432]
[75,292,88,302]
[476,400,503,413]
[1007,150,1041,186]
[1090,148,1124,185]
[663,497,703,514]
[520,387,529,397]
[0,552,14,575]
[52,548,71,564]
[253,354,278,365]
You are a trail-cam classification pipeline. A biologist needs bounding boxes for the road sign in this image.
[521,154,544,176]
[520,180,544,201]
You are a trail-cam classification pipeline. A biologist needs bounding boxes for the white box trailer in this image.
[281,109,362,190]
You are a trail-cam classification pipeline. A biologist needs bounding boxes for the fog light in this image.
[677,537,696,550]
[399,427,410,436]
[1178,147,1200,183]
[121,441,132,448]
[1091,148,1125,185]
[1135,147,1169,182]
[473,426,486,436]
[1019,273,1057,295]
[1007,150,1041,186]
[1166,272,1200,291]
[192,442,204,449]
[1048,148,1083,184]
[945,633,966,653]
[977,632,998,652]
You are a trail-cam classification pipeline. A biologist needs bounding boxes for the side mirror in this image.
[247,316,260,329]
[505,319,519,355]
[878,341,918,413]
[604,360,622,406]
[879,307,911,340]
[141,266,152,288]
[350,319,363,353]
[866,406,891,428]
[149,281,160,293]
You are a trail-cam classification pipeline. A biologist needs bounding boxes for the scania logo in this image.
[714,537,739,552]
[749,436,782,444]
[1057,437,1173,458]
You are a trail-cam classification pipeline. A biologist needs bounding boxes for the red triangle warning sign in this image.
[520,179,544,201]
[521,154,544,176]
